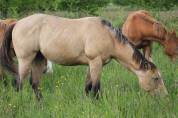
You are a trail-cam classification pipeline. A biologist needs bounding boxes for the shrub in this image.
[0,0,109,18]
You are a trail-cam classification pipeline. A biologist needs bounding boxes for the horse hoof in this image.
[12,79,22,91]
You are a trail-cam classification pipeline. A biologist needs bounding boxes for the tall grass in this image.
[0,6,178,118]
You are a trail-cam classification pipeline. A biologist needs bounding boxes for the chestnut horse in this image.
[122,10,178,61]
[0,14,168,100]
[0,19,16,81]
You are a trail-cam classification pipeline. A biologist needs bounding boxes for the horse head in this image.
[129,48,168,96]
[163,30,178,61]
[134,59,168,96]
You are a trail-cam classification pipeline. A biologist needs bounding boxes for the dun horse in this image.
[122,10,178,61]
[0,14,168,100]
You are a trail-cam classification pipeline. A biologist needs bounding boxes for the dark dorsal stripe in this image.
[101,19,156,70]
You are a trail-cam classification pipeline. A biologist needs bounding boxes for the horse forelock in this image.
[101,19,128,44]
[132,48,156,70]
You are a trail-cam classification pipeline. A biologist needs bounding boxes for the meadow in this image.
[0,6,178,118]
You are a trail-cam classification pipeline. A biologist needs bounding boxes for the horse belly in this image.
[46,51,88,65]
[40,39,89,65]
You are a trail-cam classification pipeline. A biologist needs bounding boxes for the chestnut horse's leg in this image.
[30,59,46,101]
[0,66,7,86]
[87,56,102,98]
[0,65,4,79]
[143,42,153,62]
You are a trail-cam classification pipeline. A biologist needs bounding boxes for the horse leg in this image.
[0,66,7,86]
[46,60,53,73]
[85,68,92,95]
[0,65,4,80]
[88,56,102,98]
[143,42,153,62]
[30,59,46,101]
[17,55,35,91]
[42,60,53,74]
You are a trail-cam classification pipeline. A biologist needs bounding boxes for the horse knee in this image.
[18,60,31,80]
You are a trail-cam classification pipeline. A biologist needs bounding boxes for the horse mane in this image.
[101,19,128,44]
[101,19,156,70]
[132,48,156,70]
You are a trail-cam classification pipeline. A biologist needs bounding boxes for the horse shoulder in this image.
[84,22,114,60]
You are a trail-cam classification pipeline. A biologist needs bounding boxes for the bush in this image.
[112,0,178,10]
[0,0,109,18]
[58,0,108,15]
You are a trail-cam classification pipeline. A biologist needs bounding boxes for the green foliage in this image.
[112,0,178,10]
[58,0,108,15]
[0,0,109,18]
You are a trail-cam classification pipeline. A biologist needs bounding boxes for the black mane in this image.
[101,19,128,44]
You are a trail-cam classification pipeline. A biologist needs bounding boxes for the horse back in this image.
[122,10,158,44]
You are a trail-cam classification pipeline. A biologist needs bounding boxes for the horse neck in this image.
[151,23,167,44]
[138,17,167,44]
[101,19,156,73]
[113,39,155,73]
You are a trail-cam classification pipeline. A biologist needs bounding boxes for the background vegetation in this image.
[0,0,178,18]
[0,0,178,118]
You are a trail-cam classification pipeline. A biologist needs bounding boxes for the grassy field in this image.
[0,6,178,118]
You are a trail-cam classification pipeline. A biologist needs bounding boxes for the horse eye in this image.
[153,77,159,81]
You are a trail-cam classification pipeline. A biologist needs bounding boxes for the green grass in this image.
[0,6,178,118]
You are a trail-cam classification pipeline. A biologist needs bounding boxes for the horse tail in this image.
[0,23,17,74]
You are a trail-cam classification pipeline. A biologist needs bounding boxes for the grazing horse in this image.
[0,14,168,100]
[0,19,16,81]
[122,10,178,61]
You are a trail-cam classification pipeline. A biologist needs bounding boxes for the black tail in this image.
[0,23,17,74]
